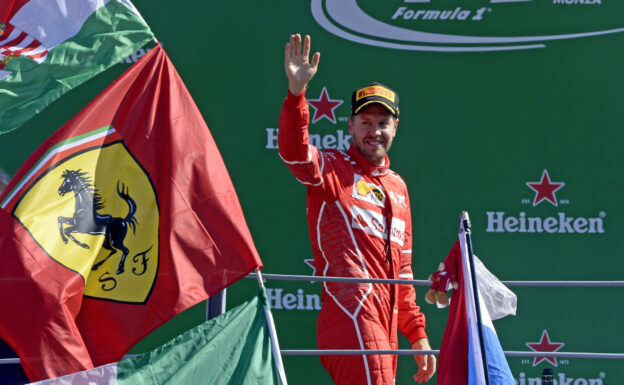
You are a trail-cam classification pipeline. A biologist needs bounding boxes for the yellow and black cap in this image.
[351,82,399,117]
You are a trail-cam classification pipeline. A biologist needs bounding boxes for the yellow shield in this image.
[14,143,159,304]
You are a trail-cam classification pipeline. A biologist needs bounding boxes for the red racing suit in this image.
[278,90,427,385]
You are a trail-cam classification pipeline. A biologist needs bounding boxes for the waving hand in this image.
[285,34,320,95]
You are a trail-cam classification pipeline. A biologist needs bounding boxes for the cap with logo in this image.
[351,82,399,117]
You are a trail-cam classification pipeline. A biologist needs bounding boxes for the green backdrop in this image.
[1,0,622,383]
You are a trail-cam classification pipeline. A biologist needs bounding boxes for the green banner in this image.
[1,0,621,383]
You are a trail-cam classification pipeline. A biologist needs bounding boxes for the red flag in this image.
[0,44,262,381]
[437,236,515,385]
[437,241,470,385]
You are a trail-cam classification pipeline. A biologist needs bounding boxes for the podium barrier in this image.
[1,273,622,367]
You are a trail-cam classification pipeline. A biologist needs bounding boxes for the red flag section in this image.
[0,0,28,23]
[436,241,470,385]
[0,44,262,381]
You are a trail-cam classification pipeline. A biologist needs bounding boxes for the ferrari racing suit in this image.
[278,90,427,385]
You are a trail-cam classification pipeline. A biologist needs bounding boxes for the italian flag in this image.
[0,0,154,133]
[29,291,285,385]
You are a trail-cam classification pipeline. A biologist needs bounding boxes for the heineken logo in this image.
[516,372,606,385]
[525,330,565,367]
[308,87,344,124]
[311,0,622,52]
[526,170,565,207]
[486,211,605,234]
[265,86,350,152]
[6,127,160,304]
[485,169,605,234]
[517,330,607,385]
[266,287,322,311]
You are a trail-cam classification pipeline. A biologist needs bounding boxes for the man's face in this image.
[348,104,398,166]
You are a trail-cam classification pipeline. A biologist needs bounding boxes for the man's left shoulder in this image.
[384,170,410,210]
[386,169,407,187]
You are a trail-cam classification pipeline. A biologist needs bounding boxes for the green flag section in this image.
[30,290,284,385]
[0,0,154,134]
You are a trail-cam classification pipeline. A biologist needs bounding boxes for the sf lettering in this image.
[97,246,153,291]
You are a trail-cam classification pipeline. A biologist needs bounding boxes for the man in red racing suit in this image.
[278,34,436,385]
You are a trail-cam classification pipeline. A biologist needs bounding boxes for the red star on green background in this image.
[526,169,564,207]
[308,87,343,124]
[526,330,565,366]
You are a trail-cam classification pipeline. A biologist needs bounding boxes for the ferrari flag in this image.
[437,219,516,385]
[0,0,154,133]
[0,44,262,381]
[30,291,282,385]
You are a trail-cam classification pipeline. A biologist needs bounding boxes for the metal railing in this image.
[2,350,624,365]
[247,272,624,359]
[1,273,622,366]
[249,272,624,287]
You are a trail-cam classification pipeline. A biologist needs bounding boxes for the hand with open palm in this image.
[285,34,320,95]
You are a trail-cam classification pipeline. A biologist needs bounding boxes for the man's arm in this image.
[278,34,321,176]
[398,194,437,383]
[279,34,344,197]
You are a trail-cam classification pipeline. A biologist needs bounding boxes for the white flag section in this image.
[8,0,108,64]
[473,255,517,321]
[458,213,516,385]
[0,0,154,133]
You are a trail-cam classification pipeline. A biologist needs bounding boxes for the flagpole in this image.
[256,269,289,385]
[462,211,491,385]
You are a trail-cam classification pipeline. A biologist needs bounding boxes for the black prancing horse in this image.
[57,169,138,275]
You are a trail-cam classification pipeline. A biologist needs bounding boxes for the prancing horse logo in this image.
[57,169,138,275]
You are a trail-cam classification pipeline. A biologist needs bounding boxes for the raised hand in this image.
[285,34,320,95]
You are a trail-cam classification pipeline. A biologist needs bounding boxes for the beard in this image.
[352,136,390,166]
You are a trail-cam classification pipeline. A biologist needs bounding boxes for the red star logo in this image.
[304,259,319,283]
[526,170,564,207]
[304,259,316,275]
[526,330,564,367]
[308,87,343,124]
